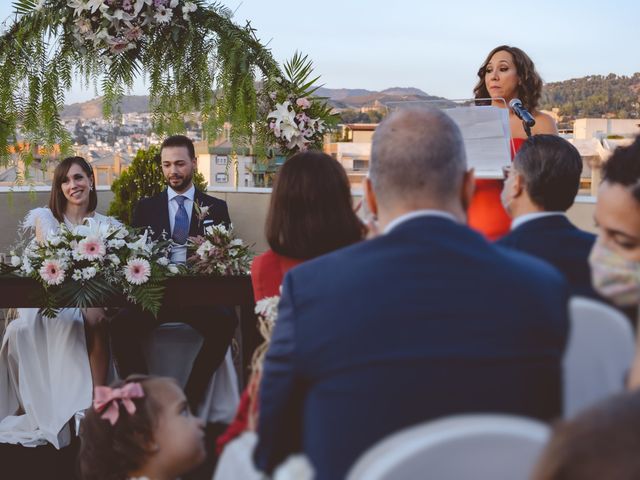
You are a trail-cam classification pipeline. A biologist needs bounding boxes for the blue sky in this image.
[1,0,638,103]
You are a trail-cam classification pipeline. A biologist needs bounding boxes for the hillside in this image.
[62,88,448,119]
[540,73,640,119]
[62,95,150,118]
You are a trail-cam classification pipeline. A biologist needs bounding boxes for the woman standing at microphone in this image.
[470,45,558,240]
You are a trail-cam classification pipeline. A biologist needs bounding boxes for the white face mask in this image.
[589,240,640,307]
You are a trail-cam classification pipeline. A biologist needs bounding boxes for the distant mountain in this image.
[62,95,150,118]
[380,87,430,96]
[540,73,640,119]
[60,87,450,119]
[316,87,375,100]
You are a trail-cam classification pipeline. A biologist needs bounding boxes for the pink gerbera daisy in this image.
[77,236,106,261]
[39,259,66,286]
[124,258,151,285]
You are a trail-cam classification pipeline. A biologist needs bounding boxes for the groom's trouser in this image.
[110,305,237,411]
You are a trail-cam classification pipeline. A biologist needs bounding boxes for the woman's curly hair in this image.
[78,375,164,480]
[473,45,543,112]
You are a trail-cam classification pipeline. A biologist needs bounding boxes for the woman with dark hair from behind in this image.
[215,150,365,453]
[469,45,558,241]
[254,149,365,299]
[531,390,640,480]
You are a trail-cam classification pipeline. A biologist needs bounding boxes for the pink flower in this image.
[124,258,151,285]
[39,260,66,286]
[296,97,311,109]
[77,237,106,261]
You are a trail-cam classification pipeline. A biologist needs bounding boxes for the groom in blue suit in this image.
[254,108,570,479]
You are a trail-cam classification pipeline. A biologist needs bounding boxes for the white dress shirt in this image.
[510,211,565,231]
[167,184,195,264]
[384,210,459,234]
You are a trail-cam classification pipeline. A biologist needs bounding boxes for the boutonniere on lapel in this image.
[193,201,211,227]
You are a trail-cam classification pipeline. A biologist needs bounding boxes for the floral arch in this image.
[0,0,283,166]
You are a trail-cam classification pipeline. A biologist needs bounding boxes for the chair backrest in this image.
[346,414,550,480]
[564,296,636,418]
[144,322,203,388]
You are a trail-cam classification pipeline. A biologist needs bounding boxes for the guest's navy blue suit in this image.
[496,215,598,299]
[254,216,569,480]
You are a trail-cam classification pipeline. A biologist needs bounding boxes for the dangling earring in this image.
[90,185,94,191]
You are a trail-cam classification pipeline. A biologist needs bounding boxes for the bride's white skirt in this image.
[0,308,92,448]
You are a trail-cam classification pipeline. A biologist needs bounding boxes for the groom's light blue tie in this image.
[172,195,189,244]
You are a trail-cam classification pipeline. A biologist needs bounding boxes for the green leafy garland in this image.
[0,0,281,168]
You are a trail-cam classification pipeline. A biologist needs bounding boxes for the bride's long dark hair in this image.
[49,156,97,222]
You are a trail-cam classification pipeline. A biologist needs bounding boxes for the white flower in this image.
[196,240,214,258]
[72,270,83,281]
[21,257,33,274]
[255,295,280,324]
[169,0,179,7]
[230,239,243,247]
[81,267,97,280]
[68,0,88,16]
[124,258,151,285]
[168,264,179,274]
[86,0,105,14]
[11,256,21,267]
[154,5,173,23]
[108,238,126,249]
[103,8,134,22]
[107,254,121,266]
[47,234,62,247]
[268,101,296,130]
[133,0,152,16]
[156,256,169,266]
[114,227,129,239]
[127,230,152,254]
[182,1,197,19]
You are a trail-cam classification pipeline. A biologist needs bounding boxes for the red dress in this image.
[468,137,526,241]
[216,250,302,454]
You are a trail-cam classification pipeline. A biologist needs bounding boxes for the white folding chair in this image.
[347,414,550,480]
[143,323,239,423]
[564,296,636,418]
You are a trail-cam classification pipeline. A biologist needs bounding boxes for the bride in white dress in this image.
[0,156,120,448]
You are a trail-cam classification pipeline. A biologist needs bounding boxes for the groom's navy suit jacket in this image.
[497,215,598,300]
[132,188,231,240]
[255,216,569,480]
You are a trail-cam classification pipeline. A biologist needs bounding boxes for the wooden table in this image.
[0,275,259,384]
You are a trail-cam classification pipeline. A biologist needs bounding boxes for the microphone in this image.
[509,98,536,127]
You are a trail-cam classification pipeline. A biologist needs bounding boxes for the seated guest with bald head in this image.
[254,108,569,480]
[497,135,599,299]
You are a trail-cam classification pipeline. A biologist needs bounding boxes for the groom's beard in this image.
[166,173,193,193]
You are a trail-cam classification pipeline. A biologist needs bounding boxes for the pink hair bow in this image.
[93,383,145,426]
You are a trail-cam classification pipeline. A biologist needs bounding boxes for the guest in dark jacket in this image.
[498,134,599,299]
[254,108,569,480]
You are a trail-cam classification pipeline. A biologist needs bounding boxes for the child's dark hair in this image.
[78,375,166,480]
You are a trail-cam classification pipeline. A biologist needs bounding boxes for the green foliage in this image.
[540,73,640,120]
[0,0,282,170]
[339,109,385,124]
[108,145,208,225]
